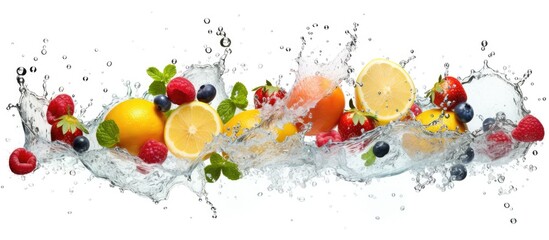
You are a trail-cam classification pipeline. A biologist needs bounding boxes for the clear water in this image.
[7,24,538,204]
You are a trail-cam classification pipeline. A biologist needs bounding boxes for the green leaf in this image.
[231,82,248,100]
[163,64,176,81]
[164,109,175,118]
[204,165,222,183]
[217,99,236,123]
[361,148,376,167]
[221,161,242,180]
[148,81,167,95]
[96,120,120,148]
[233,97,248,110]
[209,152,225,165]
[146,67,164,82]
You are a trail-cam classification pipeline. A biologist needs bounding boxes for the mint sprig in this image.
[361,147,376,167]
[96,120,120,148]
[217,82,248,123]
[204,152,242,183]
[146,64,177,95]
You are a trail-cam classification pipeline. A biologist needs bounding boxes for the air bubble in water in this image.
[16,76,24,84]
[533,150,538,156]
[504,203,510,208]
[41,49,47,55]
[44,75,49,80]
[481,40,488,49]
[43,38,49,43]
[324,25,329,30]
[30,66,37,73]
[400,206,405,211]
[510,218,517,224]
[66,64,72,69]
[83,76,88,81]
[16,67,27,76]
[286,47,291,52]
[69,170,76,176]
[444,63,450,68]
[33,57,38,61]
[171,59,177,64]
[205,47,212,54]
[312,23,318,27]
[94,48,99,52]
[220,37,231,47]
[257,192,263,197]
[103,88,108,93]
[62,55,67,60]
[204,18,210,24]
[208,29,213,34]
[106,61,112,67]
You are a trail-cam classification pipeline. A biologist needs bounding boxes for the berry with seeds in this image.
[166,77,195,105]
[511,114,545,142]
[9,148,37,175]
[138,139,168,164]
[46,94,75,125]
[315,130,342,147]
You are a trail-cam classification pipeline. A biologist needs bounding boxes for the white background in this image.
[1,0,548,239]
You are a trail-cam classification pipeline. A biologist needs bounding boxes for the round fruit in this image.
[355,58,416,125]
[454,102,474,123]
[197,84,217,103]
[483,118,496,132]
[72,136,90,153]
[166,77,195,105]
[154,95,172,112]
[223,109,298,142]
[372,141,390,157]
[459,147,475,164]
[449,164,467,181]
[415,109,467,133]
[286,76,345,136]
[164,101,223,160]
[104,98,166,155]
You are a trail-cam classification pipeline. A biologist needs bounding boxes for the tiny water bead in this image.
[83,76,88,81]
[533,150,538,156]
[510,218,517,224]
[16,67,27,76]
[30,66,37,73]
[33,57,38,61]
[205,47,212,54]
[62,55,67,60]
[504,202,510,208]
[204,18,210,24]
[16,76,25,84]
[44,75,49,80]
[286,47,291,52]
[171,58,177,64]
[324,25,329,30]
[41,49,47,55]
[481,40,488,50]
[43,38,49,43]
[59,87,64,92]
[66,64,72,69]
[220,37,231,47]
[103,88,108,93]
[106,61,112,67]
[208,29,213,34]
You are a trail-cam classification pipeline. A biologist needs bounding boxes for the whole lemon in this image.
[415,109,467,133]
[104,98,166,155]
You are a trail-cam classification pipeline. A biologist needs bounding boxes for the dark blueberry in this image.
[197,84,217,103]
[449,164,467,181]
[459,147,475,164]
[154,94,172,112]
[482,117,496,132]
[454,102,474,123]
[372,141,390,158]
[72,136,90,153]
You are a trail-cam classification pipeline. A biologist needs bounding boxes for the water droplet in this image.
[43,38,49,43]
[30,66,37,73]
[481,40,488,48]
[83,76,88,81]
[220,37,231,47]
[208,29,213,34]
[16,76,24,84]
[103,88,108,93]
[400,206,405,211]
[543,97,547,101]
[163,206,168,210]
[510,218,517,224]
[106,61,112,67]
[59,87,64,92]
[171,59,177,64]
[444,63,450,68]
[33,57,38,61]
[69,170,76,176]
[94,48,99,52]
[312,23,318,27]
[67,211,72,214]
[497,175,505,183]
[285,47,291,52]
[44,75,49,80]
[218,26,223,31]
[66,64,72,69]
[41,49,47,55]
[533,150,538,156]
[323,25,329,30]
[504,203,510,208]
[258,64,263,69]
[16,67,27,76]
[257,192,263,196]
[204,18,210,24]
[62,55,67,60]
[205,47,212,54]
[375,216,380,220]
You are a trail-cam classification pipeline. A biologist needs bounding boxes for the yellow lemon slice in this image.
[355,58,416,125]
[164,101,223,160]
[223,109,297,142]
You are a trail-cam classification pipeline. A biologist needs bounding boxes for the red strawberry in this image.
[167,77,196,105]
[9,148,37,175]
[252,80,286,109]
[401,103,422,121]
[486,131,513,160]
[511,114,545,142]
[425,75,467,110]
[337,100,376,140]
[46,94,74,125]
[138,139,168,164]
[51,114,88,145]
[315,130,343,147]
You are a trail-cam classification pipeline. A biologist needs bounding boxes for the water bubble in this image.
[504,203,510,208]
[510,218,517,224]
[62,55,67,60]
[67,211,72,215]
[66,64,72,69]
[30,66,37,73]
[543,97,547,101]
[106,61,112,67]
[69,170,76,176]
[481,40,488,48]
[103,88,108,93]
[400,206,406,211]
[220,37,231,47]
[285,47,291,52]
[83,76,88,81]
[204,18,210,24]
[59,87,64,92]
[497,175,505,183]
[444,63,450,68]
[410,49,415,54]
[312,23,318,27]
[533,150,538,156]
[94,48,99,52]
[16,67,27,76]
[41,49,47,55]
[205,47,212,54]
[257,192,263,197]
[44,75,49,80]
[375,216,380,220]
[171,59,177,64]
[323,25,329,30]
[33,57,38,61]
[208,29,213,34]
[16,76,24,84]
[43,38,49,43]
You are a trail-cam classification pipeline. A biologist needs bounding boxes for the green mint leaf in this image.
[163,64,176,82]
[164,109,175,118]
[217,99,236,123]
[231,82,248,100]
[221,161,241,180]
[204,164,222,183]
[361,148,376,167]
[233,97,248,110]
[209,152,225,165]
[96,120,120,148]
[148,81,167,95]
[146,67,164,82]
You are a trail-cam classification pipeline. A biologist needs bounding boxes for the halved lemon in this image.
[164,101,223,160]
[355,58,416,125]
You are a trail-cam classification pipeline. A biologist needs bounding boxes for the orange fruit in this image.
[104,98,166,155]
[223,109,298,142]
[286,76,345,136]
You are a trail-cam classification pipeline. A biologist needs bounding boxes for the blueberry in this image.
[482,117,496,132]
[459,147,475,164]
[197,84,217,103]
[449,164,467,181]
[72,136,90,153]
[454,102,474,123]
[154,94,171,112]
[372,141,390,158]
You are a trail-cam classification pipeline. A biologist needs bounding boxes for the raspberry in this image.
[138,139,168,164]
[46,94,74,124]
[9,148,37,175]
[315,130,342,147]
[167,77,195,105]
[486,131,512,160]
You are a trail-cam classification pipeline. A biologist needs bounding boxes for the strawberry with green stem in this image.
[252,80,286,109]
[337,99,377,141]
[425,75,467,110]
[51,109,89,145]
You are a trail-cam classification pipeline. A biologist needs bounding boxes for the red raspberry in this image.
[511,114,545,142]
[46,94,74,125]
[167,77,195,105]
[9,148,37,175]
[315,130,343,147]
[486,131,513,160]
[138,139,168,164]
